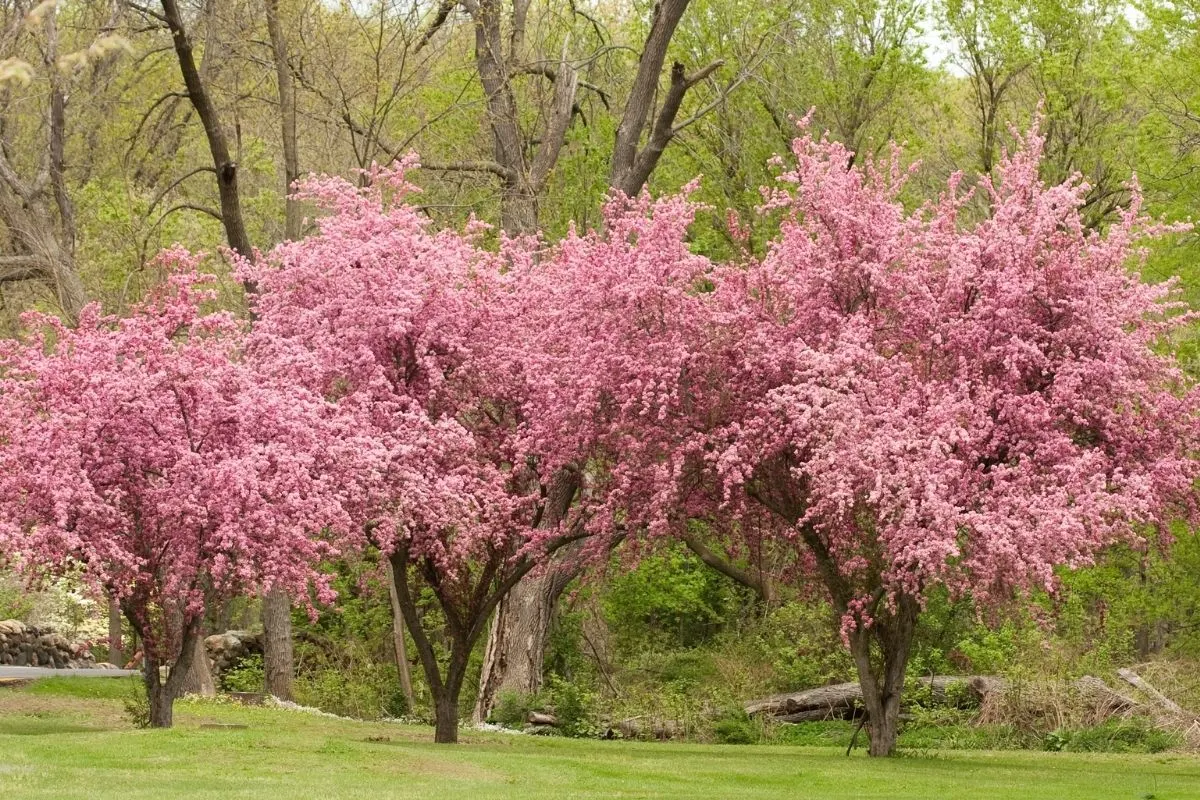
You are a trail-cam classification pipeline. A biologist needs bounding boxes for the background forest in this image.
[3,0,1200,751]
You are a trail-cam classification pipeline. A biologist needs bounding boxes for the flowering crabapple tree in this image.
[0,260,343,728]
[242,161,600,744]
[527,127,1200,756]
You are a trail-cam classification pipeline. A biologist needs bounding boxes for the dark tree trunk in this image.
[474,470,579,722]
[387,550,472,744]
[261,588,294,701]
[433,654,468,744]
[145,663,176,729]
[139,616,204,729]
[160,0,255,262]
[847,596,919,757]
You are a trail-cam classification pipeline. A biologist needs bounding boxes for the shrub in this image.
[1045,720,1181,754]
[123,677,151,729]
[541,675,599,737]
[220,653,265,694]
[490,690,533,728]
[711,709,760,744]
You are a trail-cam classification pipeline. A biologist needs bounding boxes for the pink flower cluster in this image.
[523,125,1200,618]
[3,122,1197,664]
[0,255,344,659]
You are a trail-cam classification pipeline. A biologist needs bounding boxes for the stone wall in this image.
[0,619,97,668]
[205,630,263,677]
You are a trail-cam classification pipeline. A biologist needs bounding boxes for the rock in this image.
[527,711,558,726]
[0,620,25,636]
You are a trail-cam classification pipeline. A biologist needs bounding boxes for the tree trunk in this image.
[847,596,919,757]
[107,598,124,667]
[433,660,467,744]
[177,626,216,698]
[161,0,255,262]
[145,657,176,729]
[140,617,204,729]
[261,588,294,701]
[383,560,415,713]
[387,550,471,744]
[474,564,564,720]
[499,187,540,237]
[474,470,579,722]
[264,0,303,242]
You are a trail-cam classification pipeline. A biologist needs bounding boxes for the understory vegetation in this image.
[251,535,1200,752]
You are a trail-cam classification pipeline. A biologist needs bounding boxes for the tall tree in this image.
[0,0,119,321]
[526,126,1200,756]
[0,263,343,727]
[940,0,1031,175]
[244,163,600,742]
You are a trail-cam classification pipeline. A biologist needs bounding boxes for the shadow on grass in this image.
[0,717,102,736]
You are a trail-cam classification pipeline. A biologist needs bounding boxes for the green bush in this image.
[123,678,151,729]
[490,690,533,728]
[541,675,599,737]
[293,638,412,720]
[220,654,264,694]
[711,709,759,744]
[1044,720,1181,754]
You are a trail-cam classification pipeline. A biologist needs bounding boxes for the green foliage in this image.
[603,544,737,652]
[219,654,265,694]
[290,555,429,720]
[1043,720,1180,754]
[293,642,412,721]
[489,690,533,728]
[122,679,151,729]
[741,601,854,691]
[0,571,35,620]
[711,708,761,744]
[540,675,599,738]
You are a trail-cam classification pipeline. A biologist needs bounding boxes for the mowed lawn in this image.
[1,678,1198,799]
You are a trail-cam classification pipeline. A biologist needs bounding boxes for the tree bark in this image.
[140,615,204,729]
[384,560,416,713]
[261,587,294,701]
[473,469,578,722]
[177,624,216,698]
[107,598,124,667]
[434,653,468,744]
[387,550,467,743]
[264,0,303,241]
[847,595,919,757]
[160,0,255,261]
[473,557,571,720]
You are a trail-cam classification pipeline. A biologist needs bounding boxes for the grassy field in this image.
[1,678,1198,799]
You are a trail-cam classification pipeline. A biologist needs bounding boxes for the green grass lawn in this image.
[1,678,1198,799]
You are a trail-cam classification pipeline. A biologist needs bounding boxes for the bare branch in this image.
[420,160,514,180]
[415,0,457,55]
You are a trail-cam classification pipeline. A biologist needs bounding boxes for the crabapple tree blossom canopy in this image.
[242,161,592,743]
[523,125,1200,755]
[0,258,344,727]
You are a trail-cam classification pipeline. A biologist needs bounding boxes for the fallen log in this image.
[749,674,1152,724]
[746,675,1005,719]
[774,707,860,724]
[1117,668,1188,717]
[1074,675,1143,715]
